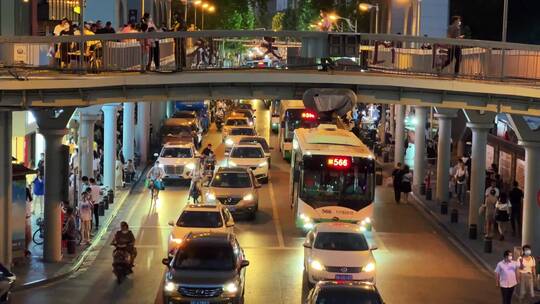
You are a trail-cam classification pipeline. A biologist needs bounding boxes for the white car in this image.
[224,126,258,152]
[226,143,269,183]
[157,141,199,180]
[222,117,250,141]
[238,136,271,168]
[167,204,235,256]
[303,222,377,287]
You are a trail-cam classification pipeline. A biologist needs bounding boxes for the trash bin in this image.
[104,198,109,210]
[469,224,477,240]
[450,209,459,223]
[426,187,432,201]
[440,201,448,215]
[375,168,383,186]
[98,202,105,216]
[484,237,492,253]
[420,183,426,195]
[108,189,114,205]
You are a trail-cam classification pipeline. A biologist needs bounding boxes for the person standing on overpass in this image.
[441,16,464,75]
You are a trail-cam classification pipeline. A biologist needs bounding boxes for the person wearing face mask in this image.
[495,250,520,304]
[111,221,137,268]
[518,245,536,302]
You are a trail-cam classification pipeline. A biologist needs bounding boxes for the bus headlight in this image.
[363,262,375,272]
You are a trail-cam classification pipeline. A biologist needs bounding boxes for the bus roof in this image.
[294,124,373,158]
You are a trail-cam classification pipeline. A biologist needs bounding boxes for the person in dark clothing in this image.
[441,16,464,75]
[96,21,116,34]
[508,181,524,236]
[351,123,361,139]
[392,163,403,204]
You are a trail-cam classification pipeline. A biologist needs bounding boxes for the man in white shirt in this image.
[495,250,520,304]
[485,179,500,198]
[89,178,102,230]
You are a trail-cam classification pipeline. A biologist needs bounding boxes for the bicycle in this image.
[32,217,82,246]
[148,179,160,205]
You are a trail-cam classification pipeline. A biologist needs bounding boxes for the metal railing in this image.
[1,30,540,83]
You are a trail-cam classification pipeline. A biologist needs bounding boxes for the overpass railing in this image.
[1,31,540,83]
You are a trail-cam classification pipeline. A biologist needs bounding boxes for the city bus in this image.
[278,100,318,160]
[290,124,375,230]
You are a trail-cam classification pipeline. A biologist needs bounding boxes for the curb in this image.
[13,168,148,291]
[410,192,494,276]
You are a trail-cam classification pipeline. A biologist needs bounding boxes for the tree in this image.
[272,12,285,31]
[297,0,318,30]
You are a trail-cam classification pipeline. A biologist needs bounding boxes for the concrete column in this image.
[137,102,150,164]
[413,107,427,187]
[522,143,540,253]
[394,104,405,166]
[379,104,387,144]
[435,114,453,202]
[41,129,67,262]
[122,103,135,162]
[78,113,99,179]
[102,105,119,191]
[389,105,395,139]
[0,112,13,267]
[467,124,491,238]
[166,101,176,118]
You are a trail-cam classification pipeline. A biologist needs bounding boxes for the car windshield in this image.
[315,287,382,304]
[176,211,223,228]
[300,155,375,211]
[160,148,192,158]
[231,128,256,136]
[231,147,264,158]
[314,232,369,251]
[226,119,248,126]
[238,104,253,110]
[239,138,269,152]
[173,112,196,119]
[211,172,252,188]
[162,125,195,134]
[174,243,234,271]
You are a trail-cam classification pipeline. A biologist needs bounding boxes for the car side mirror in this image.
[240,260,250,268]
[303,241,311,248]
[162,258,171,267]
[370,245,378,251]
[168,220,175,227]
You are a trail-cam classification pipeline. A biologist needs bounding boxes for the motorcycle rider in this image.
[146,160,166,195]
[202,144,214,157]
[111,221,136,269]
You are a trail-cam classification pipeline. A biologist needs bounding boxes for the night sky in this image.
[450,0,540,44]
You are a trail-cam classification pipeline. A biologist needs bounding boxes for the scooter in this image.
[112,245,133,284]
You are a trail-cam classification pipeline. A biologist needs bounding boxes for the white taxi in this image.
[303,222,377,287]
[222,116,250,141]
[224,126,258,152]
[156,141,199,181]
[167,204,235,256]
[226,143,269,184]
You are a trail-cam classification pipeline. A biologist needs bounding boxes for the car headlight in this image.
[222,281,239,295]
[258,161,268,168]
[243,193,254,201]
[171,237,183,245]
[228,161,237,167]
[164,281,177,292]
[310,260,324,271]
[186,162,196,170]
[364,262,375,272]
[207,193,216,201]
[225,139,234,146]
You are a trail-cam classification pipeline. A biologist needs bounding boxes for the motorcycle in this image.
[215,116,224,131]
[202,155,216,179]
[112,245,133,284]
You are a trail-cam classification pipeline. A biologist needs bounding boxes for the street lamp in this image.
[358,3,379,34]
[201,3,213,30]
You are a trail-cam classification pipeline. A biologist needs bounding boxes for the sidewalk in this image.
[12,171,145,290]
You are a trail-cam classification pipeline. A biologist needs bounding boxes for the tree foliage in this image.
[271,12,284,31]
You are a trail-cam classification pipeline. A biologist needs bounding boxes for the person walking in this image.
[400,165,412,204]
[508,181,523,237]
[483,188,498,238]
[454,159,468,205]
[495,250,520,304]
[79,189,93,245]
[89,178,101,231]
[441,16,464,75]
[518,245,536,303]
[115,158,124,188]
[392,162,403,204]
[125,159,136,183]
[189,175,202,204]
[32,172,45,218]
[495,193,512,241]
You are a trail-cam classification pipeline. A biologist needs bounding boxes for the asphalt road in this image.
[11,100,498,304]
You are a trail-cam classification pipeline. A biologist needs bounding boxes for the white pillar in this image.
[521,142,540,254]
[435,114,452,202]
[166,101,175,118]
[102,105,119,191]
[0,112,13,267]
[41,129,67,262]
[78,113,99,179]
[137,102,150,164]
[467,123,491,238]
[122,103,135,162]
[413,107,427,187]
[394,104,405,166]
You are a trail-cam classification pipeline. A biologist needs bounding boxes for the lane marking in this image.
[269,180,285,248]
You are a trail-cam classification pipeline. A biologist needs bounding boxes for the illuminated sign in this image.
[301,111,317,120]
[327,157,350,169]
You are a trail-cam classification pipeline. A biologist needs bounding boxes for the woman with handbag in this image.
[495,192,512,241]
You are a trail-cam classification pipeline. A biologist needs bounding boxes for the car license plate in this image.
[335,274,353,280]
[190,301,209,304]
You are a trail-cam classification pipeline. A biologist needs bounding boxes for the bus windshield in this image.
[299,155,374,211]
[283,109,318,142]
